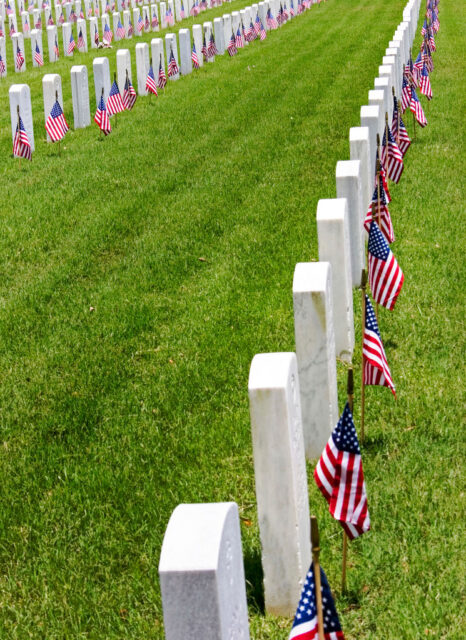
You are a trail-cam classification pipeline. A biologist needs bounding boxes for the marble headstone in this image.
[349,126,371,224]
[9,83,35,151]
[178,29,191,76]
[192,24,204,67]
[93,56,111,105]
[360,104,380,181]
[165,33,179,80]
[42,73,63,142]
[214,17,224,55]
[116,49,132,95]
[135,42,150,95]
[71,65,91,129]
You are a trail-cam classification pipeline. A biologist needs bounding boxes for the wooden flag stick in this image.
[384,112,389,175]
[360,268,367,443]
[311,516,325,640]
[341,366,354,592]
[16,105,21,170]
[113,73,118,126]
[393,86,400,146]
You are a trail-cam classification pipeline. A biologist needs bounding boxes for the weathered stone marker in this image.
[46,25,58,63]
[62,22,74,58]
[368,89,386,139]
[336,160,364,286]
[165,33,179,80]
[349,126,371,217]
[12,33,26,73]
[93,56,111,105]
[135,42,149,95]
[178,29,191,76]
[150,38,164,75]
[360,104,380,180]
[42,73,63,142]
[203,21,214,63]
[30,29,43,68]
[116,49,132,94]
[374,76,391,124]
[71,65,91,129]
[214,17,224,55]
[150,4,159,32]
[9,83,35,151]
[0,37,6,77]
[222,14,232,49]
[159,502,250,640]
[248,352,310,615]
[192,24,204,68]
[316,199,354,362]
[293,262,338,460]
[89,17,99,49]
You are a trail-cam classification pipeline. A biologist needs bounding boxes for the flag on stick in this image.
[34,42,44,66]
[381,122,404,184]
[104,22,113,44]
[391,95,411,156]
[68,32,76,54]
[364,177,394,244]
[191,42,199,68]
[16,45,25,70]
[368,221,404,310]
[145,65,158,96]
[314,403,370,540]
[116,19,125,39]
[157,56,167,88]
[45,99,69,142]
[363,295,396,396]
[0,54,5,75]
[94,92,111,135]
[122,74,137,110]
[167,48,178,76]
[13,111,32,160]
[107,79,125,115]
[419,64,432,100]
[410,87,427,127]
[77,28,85,50]
[227,33,237,56]
[235,27,244,49]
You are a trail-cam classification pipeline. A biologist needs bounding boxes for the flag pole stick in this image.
[393,86,400,147]
[17,105,21,170]
[113,72,118,127]
[55,91,61,156]
[361,267,367,443]
[384,112,389,175]
[311,516,325,639]
[341,366,354,592]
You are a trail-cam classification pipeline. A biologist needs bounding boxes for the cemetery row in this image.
[9,0,319,150]
[0,0,301,74]
[156,0,439,637]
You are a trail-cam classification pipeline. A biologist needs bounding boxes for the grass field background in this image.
[0,0,464,638]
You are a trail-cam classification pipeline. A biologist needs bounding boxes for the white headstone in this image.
[159,502,250,640]
[165,32,179,80]
[160,1,167,28]
[30,29,43,68]
[42,73,63,142]
[222,14,231,51]
[117,48,132,95]
[316,199,354,362]
[0,37,7,77]
[258,1,267,30]
[360,104,380,180]
[142,5,150,32]
[71,64,91,129]
[93,56,111,105]
[132,8,141,35]
[168,0,175,24]
[135,42,149,95]
[178,28,191,76]
[368,89,386,139]
[248,352,310,615]
[213,17,224,55]
[373,76,391,124]
[203,21,214,62]
[240,10,249,45]
[231,10,240,36]
[192,24,203,67]
[335,160,364,286]
[21,11,31,38]
[46,25,58,63]
[293,262,338,459]
[382,55,396,91]
[150,4,159,31]
[9,83,35,151]
[385,46,401,96]
[151,38,165,77]
[77,18,88,52]
[349,126,371,222]
[12,33,26,73]
[122,10,132,39]
[378,64,394,102]
[62,22,74,57]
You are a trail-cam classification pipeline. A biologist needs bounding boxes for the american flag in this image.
[277,5,284,25]
[253,15,261,36]
[180,0,185,19]
[127,19,133,36]
[58,11,64,24]
[23,16,30,32]
[364,177,394,244]
[94,26,100,44]
[368,221,404,310]
[404,57,418,87]
[5,1,13,15]
[235,27,244,48]
[67,32,76,54]
[208,33,218,56]
[290,0,295,16]
[104,22,113,43]
[410,87,427,127]
[35,16,42,28]
[48,15,54,25]
[314,403,370,540]
[157,57,167,88]
[13,114,32,160]
[0,54,5,75]
[419,64,432,100]
[283,4,289,20]
[79,9,85,19]
[16,45,25,70]
[246,21,255,41]
[191,42,199,68]
[144,13,150,31]
[190,0,199,17]
[107,79,125,115]
[266,8,278,29]
[122,75,137,109]
[151,10,158,28]
[381,125,404,184]
[363,295,396,396]
[77,28,85,50]
[34,42,44,65]
[166,7,174,26]
[288,562,345,640]
[227,33,237,56]
[69,8,77,22]
[259,18,267,40]
[45,99,69,142]
[401,74,410,113]
[421,17,428,36]
[145,65,158,95]
[167,48,178,76]
[94,94,111,135]
[116,19,125,39]
[9,21,15,36]
[137,14,144,33]
[54,36,60,58]
[422,46,433,73]
[374,147,390,202]
[201,35,208,60]
[428,31,436,52]
[391,96,411,156]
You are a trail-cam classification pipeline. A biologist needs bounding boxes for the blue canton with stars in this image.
[331,403,360,455]
[365,295,381,338]
[290,562,343,635]
[368,222,390,260]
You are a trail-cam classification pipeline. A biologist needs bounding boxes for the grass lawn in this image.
[0,0,464,638]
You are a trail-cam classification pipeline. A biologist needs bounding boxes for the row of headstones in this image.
[7,0,296,146]
[157,1,423,638]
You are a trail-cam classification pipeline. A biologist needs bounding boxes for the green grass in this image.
[0,0,464,638]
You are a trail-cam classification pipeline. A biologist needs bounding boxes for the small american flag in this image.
[145,66,158,95]
[67,32,76,54]
[167,48,178,77]
[364,176,394,244]
[166,7,174,26]
[35,16,42,28]
[45,99,69,142]
[391,96,411,156]
[290,0,295,16]
[201,35,208,61]
[401,74,410,113]
[266,8,278,29]
[289,562,345,640]
[107,80,125,115]
[94,26,100,44]
[227,33,237,57]
[235,27,244,49]
[58,11,64,24]
[13,115,32,160]
[16,45,25,70]
[9,21,15,36]
[368,221,404,310]
[421,17,428,36]
[191,42,199,69]
[34,42,44,66]
[137,14,144,33]
[144,14,150,31]
[48,15,54,25]
[208,33,218,56]
[94,94,111,135]
[151,10,158,28]
[246,21,255,42]
[381,125,403,184]
[23,16,30,32]
[127,19,133,36]
[104,22,113,43]
[180,0,185,19]
[54,36,60,58]
[69,8,77,22]
[419,64,432,100]
[116,19,125,39]
[77,28,85,50]
[0,55,5,75]
[5,1,13,15]
[314,403,370,540]
[404,57,417,87]
[363,295,396,396]
[157,57,167,88]
[410,87,427,127]
[122,75,137,110]
[259,18,267,40]
[190,1,199,17]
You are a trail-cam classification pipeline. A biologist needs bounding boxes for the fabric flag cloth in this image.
[16,45,25,70]
[259,19,267,40]
[313,403,370,540]
[375,147,391,203]
[167,49,178,76]
[363,295,396,396]
[180,1,185,18]
[419,64,432,100]
[290,0,295,16]
[253,15,261,36]
[235,27,244,49]
[201,36,208,61]
[94,94,111,135]
[54,36,60,58]
[137,14,144,33]
[381,125,404,184]
[116,20,125,39]
[266,8,278,29]
[107,79,125,115]
[157,58,167,88]
[0,54,5,75]
[246,21,255,41]
[289,562,345,640]
[368,220,404,310]
[94,27,100,45]
[122,76,137,110]
[104,22,113,43]
[227,33,237,57]
[127,19,133,36]
[410,87,428,127]
[151,11,158,29]
[45,99,69,142]
[34,43,44,66]
[208,33,218,57]
[68,33,76,54]
[191,42,199,68]
[401,74,411,112]
[145,65,158,96]
[77,29,85,50]
[364,175,394,244]
[145,14,150,31]
[391,96,411,156]
[23,17,30,33]
[13,115,32,160]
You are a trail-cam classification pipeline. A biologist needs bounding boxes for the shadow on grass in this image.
[360,433,388,451]
[244,546,265,614]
